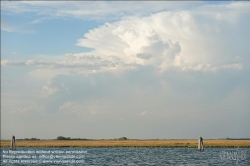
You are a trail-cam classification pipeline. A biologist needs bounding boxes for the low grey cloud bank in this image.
[2,66,249,139]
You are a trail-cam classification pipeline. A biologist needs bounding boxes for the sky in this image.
[1,1,250,140]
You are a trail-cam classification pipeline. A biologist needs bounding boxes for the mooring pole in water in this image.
[10,135,16,150]
[198,136,204,151]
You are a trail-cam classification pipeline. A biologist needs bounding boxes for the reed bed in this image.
[1,140,250,148]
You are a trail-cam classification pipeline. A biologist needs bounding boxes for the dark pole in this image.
[10,135,16,150]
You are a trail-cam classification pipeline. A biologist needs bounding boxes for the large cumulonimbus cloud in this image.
[76,3,249,73]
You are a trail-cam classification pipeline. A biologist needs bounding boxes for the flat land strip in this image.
[1,140,250,148]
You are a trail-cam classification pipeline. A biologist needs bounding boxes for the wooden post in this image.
[198,136,204,151]
[10,135,16,150]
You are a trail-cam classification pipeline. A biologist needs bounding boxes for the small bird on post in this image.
[10,135,16,150]
[198,136,204,151]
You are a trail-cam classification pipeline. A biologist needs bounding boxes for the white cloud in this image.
[1,1,200,21]
[1,21,18,32]
[40,80,58,97]
[1,20,36,33]
[181,63,243,72]
[59,101,83,114]
[1,59,9,65]
[139,111,160,116]
[1,59,25,66]
[139,111,147,116]
[58,100,101,116]
[17,105,45,114]
[1,54,141,80]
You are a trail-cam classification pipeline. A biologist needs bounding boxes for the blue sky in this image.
[1,1,250,139]
[2,14,98,57]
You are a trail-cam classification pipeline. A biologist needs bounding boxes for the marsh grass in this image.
[1,140,250,148]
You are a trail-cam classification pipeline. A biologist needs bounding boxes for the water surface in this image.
[1,147,249,165]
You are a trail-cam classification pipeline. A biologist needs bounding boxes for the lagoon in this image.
[1,147,249,165]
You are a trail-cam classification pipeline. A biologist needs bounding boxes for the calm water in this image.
[1,147,249,165]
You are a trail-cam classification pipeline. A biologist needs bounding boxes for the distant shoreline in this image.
[1,140,250,148]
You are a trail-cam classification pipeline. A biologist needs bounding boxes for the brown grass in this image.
[1,139,250,148]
